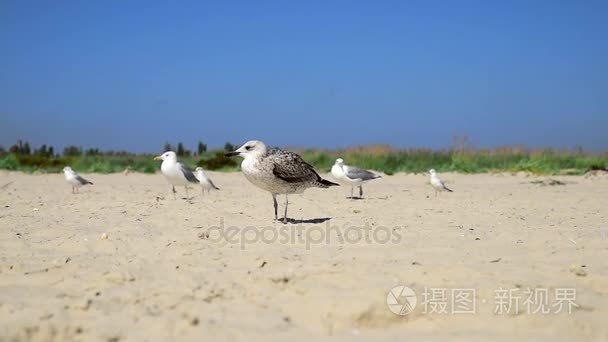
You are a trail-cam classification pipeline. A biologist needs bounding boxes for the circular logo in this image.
[387,286,417,315]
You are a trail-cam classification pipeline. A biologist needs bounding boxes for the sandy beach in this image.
[1,171,607,341]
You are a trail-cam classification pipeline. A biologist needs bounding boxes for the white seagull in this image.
[154,151,199,199]
[62,166,93,194]
[429,169,453,196]
[195,166,220,195]
[225,140,339,223]
[331,158,381,198]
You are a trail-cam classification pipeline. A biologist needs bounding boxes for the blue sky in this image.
[1,1,606,153]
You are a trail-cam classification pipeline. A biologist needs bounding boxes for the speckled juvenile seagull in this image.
[154,151,199,199]
[63,166,93,194]
[225,140,339,223]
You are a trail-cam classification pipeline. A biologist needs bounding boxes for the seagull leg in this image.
[283,194,289,224]
[350,186,354,199]
[172,186,177,199]
[359,185,363,198]
[185,187,190,200]
[272,194,278,221]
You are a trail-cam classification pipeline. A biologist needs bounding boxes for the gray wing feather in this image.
[442,181,453,192]
[179,163,199,183]
[345,166,380,181]
[75,175,93,185]
[208,178,220,190]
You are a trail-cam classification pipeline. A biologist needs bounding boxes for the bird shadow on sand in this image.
[278,217,332,224]
[346,196,365,200]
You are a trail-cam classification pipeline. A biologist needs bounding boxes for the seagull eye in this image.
[245,146,252,151]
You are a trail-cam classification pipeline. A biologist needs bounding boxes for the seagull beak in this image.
[224,151,240,157]
[153,156,161,160]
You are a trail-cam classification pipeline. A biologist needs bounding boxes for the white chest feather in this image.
[64,172,81,186]
[331,165,349,184]
[240,156,298,194]
[161,160,189,186]
[431,176,443,188]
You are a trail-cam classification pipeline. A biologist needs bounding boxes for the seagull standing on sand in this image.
[225,140,339,223]
[62,166,93,194]
[429,169,453,196]
[154,151,199,199]
[195,167,219,195]
[331,158,381,198]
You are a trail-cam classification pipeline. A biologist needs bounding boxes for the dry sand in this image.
[0,171,607,341]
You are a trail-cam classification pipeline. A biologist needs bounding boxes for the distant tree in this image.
[197,141,207,155]
[23,142,31,155]
[48,146,54,157]
[224,142,235,152]
[0,146,5,155]
[35,144,49,157]
[116,150,131,156]
[163,142,173,152]
[9,140,31,155]
[85,148,101,156]
[176,142,186,156]
[63,145,82,156]
[36,144,45,155]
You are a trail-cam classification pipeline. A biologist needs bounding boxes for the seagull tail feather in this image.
[317,178,340,188]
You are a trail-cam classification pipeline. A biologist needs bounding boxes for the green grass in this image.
[298,148,607,175]
[0,147,606,175]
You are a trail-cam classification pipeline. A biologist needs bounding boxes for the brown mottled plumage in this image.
[226,140,338,222]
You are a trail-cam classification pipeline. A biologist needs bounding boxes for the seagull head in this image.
[225,140,267,158]
[429,169,436,175]
[335,158,344,166]
[195,167,204,172]
[62,166,73,173]
[154,151,177,161]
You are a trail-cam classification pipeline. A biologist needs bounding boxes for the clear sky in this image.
[1,1,606,153]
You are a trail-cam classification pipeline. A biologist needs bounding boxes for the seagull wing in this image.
[207,178,220,190]
[178,163,199,183]
[271,151,320,184]
[269,150,338,187]
[433,176,453,192]
[344,166,380,181]
[441,181,453,192]
[198,170,219,189]
[75,175,93,185]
